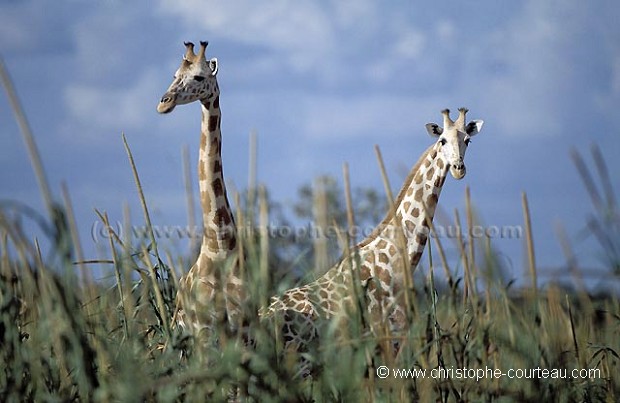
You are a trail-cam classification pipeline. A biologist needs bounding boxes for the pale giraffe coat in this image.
[158,41,243,334]
[259,108,484,352]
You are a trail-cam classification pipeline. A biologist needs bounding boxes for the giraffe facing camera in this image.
[259,108,484,368]
[425,108,484,180]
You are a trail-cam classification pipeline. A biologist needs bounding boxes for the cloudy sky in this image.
[1,1,619,289]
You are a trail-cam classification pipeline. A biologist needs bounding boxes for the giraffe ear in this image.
[465,120,484,136]
[208,58,218,76]
[425,123,443,137]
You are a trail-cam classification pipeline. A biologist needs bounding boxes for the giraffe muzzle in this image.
[157,92,177,114]
[450,163,466,180]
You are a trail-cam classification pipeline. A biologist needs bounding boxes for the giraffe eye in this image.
[439,138,447,146]
[464,138,471,146]
[194,75,205,82]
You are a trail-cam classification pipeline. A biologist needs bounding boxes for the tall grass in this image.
[1,62,619,401]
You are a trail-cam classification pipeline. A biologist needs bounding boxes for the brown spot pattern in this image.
[208,115,219,132]
[359,264,371,282]
[200,190,212,211]
[426,167,435,180]
[427,194,438,209]
[209,137,221,155]
[376,266,392,284]
[415,232,427,246]
[213,178,224,197]
[404,219,415,232]
[388,245,397,256]
[292,291,306,301]
[198,161,207,180]
[410,251,423,266]
[379,252,389,264]
[255,136,464,352]
[215,206,232,225]
[414,188,423,202]
[207,238,219,251]
[325,282,336,293]
[204,227,217,239]
[213,159,222,173]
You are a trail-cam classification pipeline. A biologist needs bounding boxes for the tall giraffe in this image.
[259,108,484,352]
[157,41,242,334]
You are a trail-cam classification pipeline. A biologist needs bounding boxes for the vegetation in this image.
[1,63,619,402]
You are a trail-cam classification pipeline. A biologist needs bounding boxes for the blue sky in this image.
[1,0,619,289]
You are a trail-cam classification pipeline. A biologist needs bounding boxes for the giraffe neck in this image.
[259,142,452,328]
[359,143,448,267]
[196,96,237,262]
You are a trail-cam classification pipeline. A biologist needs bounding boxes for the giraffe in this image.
[259,108,484,357]
[157,41,243,335]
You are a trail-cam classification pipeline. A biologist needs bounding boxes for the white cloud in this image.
[331,1,379,29]
[0,1,55,51]
[435,20,456,43]
[391,29,426,60]
[155,0,430,87]
[62,68,160,141]
[2,0,619,274]
[31,3,166,146]
[296,93,442,141]
[156,0,334,72]
[0,6,36,50]
[70,4,156,80]
[464,1,593,137]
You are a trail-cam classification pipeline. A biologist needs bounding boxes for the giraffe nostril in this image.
[161,97,170,103]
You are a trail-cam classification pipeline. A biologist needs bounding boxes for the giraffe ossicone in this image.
[259,107,484,358]
[158,41,243,334]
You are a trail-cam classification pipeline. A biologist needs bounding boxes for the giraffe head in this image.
[425,108,484,179]
[157,41,219,114]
